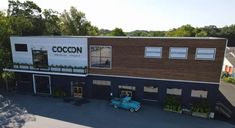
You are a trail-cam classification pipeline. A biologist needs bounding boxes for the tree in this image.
[109,28,126,36]
[1,71,15,92]
[60,6,99,35]
[7,0,45,35]
[42,9,61,35]
[194,28,208,37]
[166,24,195,37]
[201,25,220,37]
[220,25,235,46]
[0,11,12,71]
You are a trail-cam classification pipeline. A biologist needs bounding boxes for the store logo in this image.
[52,46,82,54]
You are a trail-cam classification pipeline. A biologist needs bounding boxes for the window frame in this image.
[195,48,216,60]
[89,45,112,69]
[15,44,28,52]
[191,89,208,98]
[144,47,162,58]
[169,47,188,60]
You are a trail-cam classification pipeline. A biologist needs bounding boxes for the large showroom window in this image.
[90,45,112,68]
[32,50,48,68]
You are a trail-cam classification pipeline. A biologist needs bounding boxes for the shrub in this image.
[52,87,68,97]
[191,99,211,113]
[164,95,181,112]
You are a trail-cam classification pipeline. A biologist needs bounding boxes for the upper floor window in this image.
[32,50,48,68]
[145,47,162,58]
[195,48,216,60]
[15,44,28,52]
[169,47,188,59]
[90,45,112,69]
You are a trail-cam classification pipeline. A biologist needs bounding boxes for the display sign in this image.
[10,37,88,67]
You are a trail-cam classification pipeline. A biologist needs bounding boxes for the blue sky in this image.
[0,0,234,32]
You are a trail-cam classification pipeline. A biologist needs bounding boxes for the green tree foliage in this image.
[7,0,45,35]
[42,9,61,35]
[166,24,195,37]
[201,25,220,37]
[1,71,15,92]
[220,25,235,46]
[60,6,99,36]
[127,30,165,37]
[108,28,126,36]
[0,11,12,71]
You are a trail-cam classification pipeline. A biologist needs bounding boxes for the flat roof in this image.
[10,36,226,40]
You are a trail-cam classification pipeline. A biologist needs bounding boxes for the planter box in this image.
[29,66,34,70]
[62,68,72,72]
[73,69,84,73]
[192,112,208,118]
[164,108,182,114]
[19,65,29,69]
[13,65,19,68]
[51,67,61,72]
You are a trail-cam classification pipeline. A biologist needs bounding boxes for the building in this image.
[223,47,235,77]
[5,36,227,109]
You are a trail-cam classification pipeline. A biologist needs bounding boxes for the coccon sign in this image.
[52,46,83,54]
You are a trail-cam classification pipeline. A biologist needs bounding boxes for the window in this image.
[169,47,188,59]
[144,86,158,93]
[93,80,111,86]
[15,44,28,52]
[32,50,48,68]
[167,88,182,96]
[195,48,216,60]
[145,47,162,58]
[191,90,208,98]
[118,85,136,90]
[90,45,112,68]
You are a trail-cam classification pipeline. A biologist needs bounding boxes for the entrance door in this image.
[120,90,133,97]
[33,75,51,94]
[73,86,83,98]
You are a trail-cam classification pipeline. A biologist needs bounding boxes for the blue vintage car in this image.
[111,96,141,112]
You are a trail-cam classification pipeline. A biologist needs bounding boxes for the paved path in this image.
[220,81,235,107]
[1,93,235,128]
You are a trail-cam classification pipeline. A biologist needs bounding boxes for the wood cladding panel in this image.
[88,38,226,83]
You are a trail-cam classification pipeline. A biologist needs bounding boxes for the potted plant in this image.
[19,63,29,69]
[13,62,20,68]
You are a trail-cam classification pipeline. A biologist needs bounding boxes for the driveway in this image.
[1,93,235,128]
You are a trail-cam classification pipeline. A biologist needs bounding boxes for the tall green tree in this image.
[60,6,99,35]
[166,24,195,37]
[220,25,235,46]
[109,28,126,36]
[201,25,220,37]
[7,0,45,35]
[42,9,61,35]
[0,11,12,71]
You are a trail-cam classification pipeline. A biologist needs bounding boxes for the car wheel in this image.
[130,108,135,112]
[114,105,118,108]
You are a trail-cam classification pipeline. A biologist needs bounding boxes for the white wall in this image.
[10,37,88,67]
[222,58,233,71]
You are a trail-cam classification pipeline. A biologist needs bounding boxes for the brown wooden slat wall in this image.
[88,38,226,83]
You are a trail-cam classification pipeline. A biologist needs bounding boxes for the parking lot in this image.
[1,93,235,128]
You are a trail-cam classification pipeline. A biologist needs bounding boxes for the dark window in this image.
[90,46,111,68]
[15,44,28,52]
[32,50,48,68]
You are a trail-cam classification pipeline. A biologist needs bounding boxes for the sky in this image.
[0,0,235,32]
